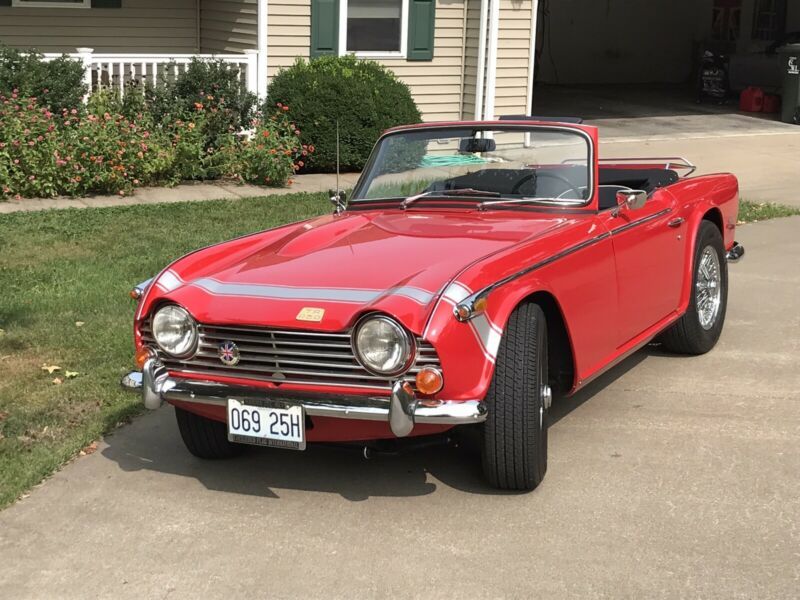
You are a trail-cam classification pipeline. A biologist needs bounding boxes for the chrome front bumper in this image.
[121,359,487,437]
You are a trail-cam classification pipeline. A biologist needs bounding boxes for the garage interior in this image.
[530,0,800,123]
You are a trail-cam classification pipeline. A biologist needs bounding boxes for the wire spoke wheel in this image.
[695,245,722,330]
[660,221,728,355]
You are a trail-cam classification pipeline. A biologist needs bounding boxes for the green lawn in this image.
[0,193,796,508]
[0,192,329,508]
[739,200,800,223]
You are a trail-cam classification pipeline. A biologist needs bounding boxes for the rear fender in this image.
[666,174,738,314]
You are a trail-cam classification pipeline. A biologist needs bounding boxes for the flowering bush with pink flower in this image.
[0,91,176,198]
[225,105,312,187]
[0,91,309,199]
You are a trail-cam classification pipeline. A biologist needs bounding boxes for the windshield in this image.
[352,126,593,205]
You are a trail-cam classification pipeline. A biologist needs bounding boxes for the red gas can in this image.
[740,86,765,112]
[763,94,781,114]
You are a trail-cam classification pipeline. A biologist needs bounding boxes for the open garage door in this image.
[535,0,799,87]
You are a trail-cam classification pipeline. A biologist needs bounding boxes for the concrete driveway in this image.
[1,217,799,599]
[536,85,800,207]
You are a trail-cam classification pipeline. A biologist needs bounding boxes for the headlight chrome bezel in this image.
[352,314,415,377]
[151,304,198,358]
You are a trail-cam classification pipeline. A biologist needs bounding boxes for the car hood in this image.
[156,209,569,334]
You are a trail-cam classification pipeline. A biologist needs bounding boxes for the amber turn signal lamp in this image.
[134,346,155,369]
[130,287,143,300]
[415,367,444,395]
[473,296,488,313]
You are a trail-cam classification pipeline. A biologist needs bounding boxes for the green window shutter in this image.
[91,0,122,7]
[407,0,436,61]
[311,0,339,58]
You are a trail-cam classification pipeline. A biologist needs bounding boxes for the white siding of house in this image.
[0,0,535,121]
[0,0,198,53]
[377,0,470,122]
[266,0,481,122]
[200,0,257,53]
[267,0,311,76]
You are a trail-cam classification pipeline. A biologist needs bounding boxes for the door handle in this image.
[667,217,685,228]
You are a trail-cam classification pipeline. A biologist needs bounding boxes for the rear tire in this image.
[175,407,244,459]
[660,221,728,355]
[481,303,549,491]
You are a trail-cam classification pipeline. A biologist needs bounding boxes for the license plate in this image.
[227,399,305,450]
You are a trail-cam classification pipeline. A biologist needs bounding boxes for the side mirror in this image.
[615,189,648,212]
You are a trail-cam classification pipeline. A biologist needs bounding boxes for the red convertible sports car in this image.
[122,120,743,491]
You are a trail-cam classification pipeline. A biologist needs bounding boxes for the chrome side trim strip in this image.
[454,231,611,321]
[454,208,672,321]
[607,208,671,236]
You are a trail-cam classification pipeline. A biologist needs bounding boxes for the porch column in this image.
[257,0,269,98]
[526,0,539,116]
[483,0,500,120]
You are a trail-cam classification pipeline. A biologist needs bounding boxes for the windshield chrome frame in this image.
[350,124,596,208]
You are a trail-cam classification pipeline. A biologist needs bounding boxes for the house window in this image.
[751,0,787,41]
[311,0,434,61]
[340,0,409,57]
[11,0,90,7]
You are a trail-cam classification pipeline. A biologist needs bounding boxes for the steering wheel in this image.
[518,171,583,200]
[510,172,537,195]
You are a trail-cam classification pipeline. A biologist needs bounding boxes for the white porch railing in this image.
[42,48,259,101]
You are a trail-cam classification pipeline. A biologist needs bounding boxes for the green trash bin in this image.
[778,44,800,124]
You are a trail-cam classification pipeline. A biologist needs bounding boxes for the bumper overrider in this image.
[121,358,487,437]
[726,242,745,262]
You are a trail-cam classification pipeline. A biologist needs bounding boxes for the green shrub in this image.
[0,45,86,113]
[265,55,422,172]
[87,85,148,122]
[146,58,257,148]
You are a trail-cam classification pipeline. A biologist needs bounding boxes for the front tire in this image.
[660,221,728,354]
[175,407,244,459]
[481,303,549,491]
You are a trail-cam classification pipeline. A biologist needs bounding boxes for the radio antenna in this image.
[329,119,346,215]
[336,120,341,202]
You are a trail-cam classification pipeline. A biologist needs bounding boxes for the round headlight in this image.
[354,315,413,376]
[152,305,197,357]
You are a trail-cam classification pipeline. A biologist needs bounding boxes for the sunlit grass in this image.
[0,192,329,508]
[738,200,800,223]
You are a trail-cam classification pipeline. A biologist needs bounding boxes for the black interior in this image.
[425,166,679,208]
[597,168,679,209]
[426,166,587,199]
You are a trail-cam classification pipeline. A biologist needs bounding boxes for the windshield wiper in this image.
[401,188,500,210]
[477,197,586,210]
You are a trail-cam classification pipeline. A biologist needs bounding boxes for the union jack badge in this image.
[218,341,240,366]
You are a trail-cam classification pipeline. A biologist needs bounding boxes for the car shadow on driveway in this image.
[549,347,650,426]
[101,347,653,501]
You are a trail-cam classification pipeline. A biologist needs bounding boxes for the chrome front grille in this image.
[140,321,440,391]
